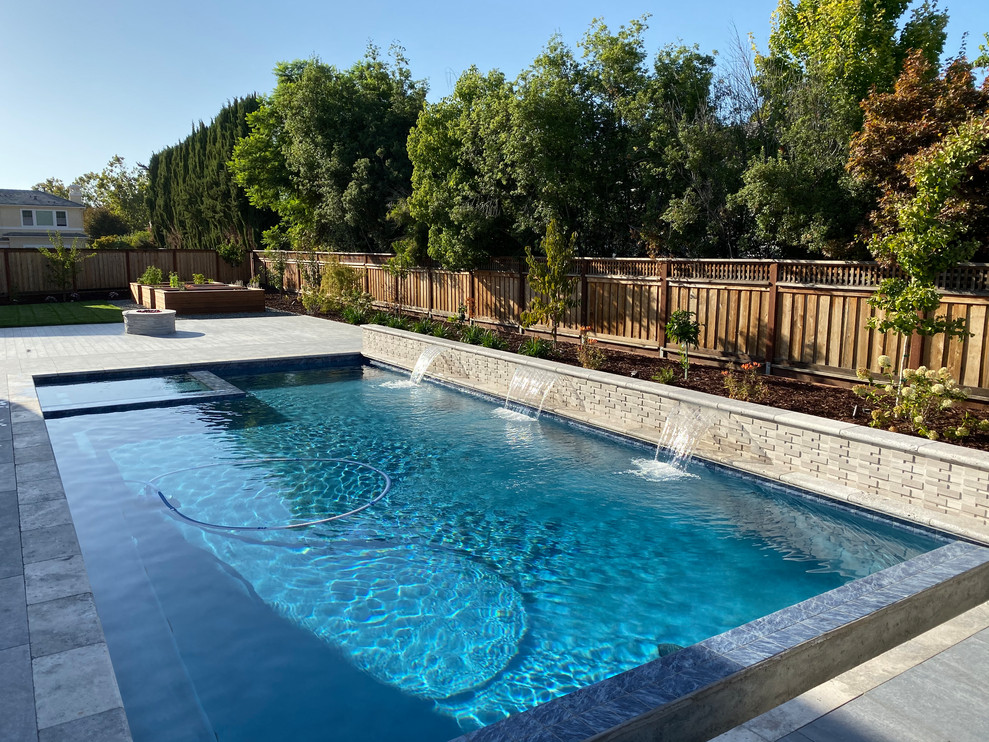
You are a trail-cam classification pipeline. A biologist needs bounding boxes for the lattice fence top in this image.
[261,252,989,295]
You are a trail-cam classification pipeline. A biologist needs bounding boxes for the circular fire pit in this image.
[123,308,176,336]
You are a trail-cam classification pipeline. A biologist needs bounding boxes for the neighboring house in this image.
[0,187,88,249]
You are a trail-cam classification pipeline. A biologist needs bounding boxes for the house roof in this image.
[0,189,83,208]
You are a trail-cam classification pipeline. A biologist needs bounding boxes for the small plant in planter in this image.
[138,265,163,285]
[479,329,507,349]
[460,324,486,345]
[722,362,767,402]
[192,274,207,285]
[651,368,677,385]
[576,325,605,370]
[664,309,701,380]
[169,272,181,288]
[518,336,553,358]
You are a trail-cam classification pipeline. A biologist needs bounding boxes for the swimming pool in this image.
[44,363,946,741]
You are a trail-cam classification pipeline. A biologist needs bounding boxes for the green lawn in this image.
[0,301,124,328]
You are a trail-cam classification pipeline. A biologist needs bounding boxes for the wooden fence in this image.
[256,252,989,395]
[0,248,252,297]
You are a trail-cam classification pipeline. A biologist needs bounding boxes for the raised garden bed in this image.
[130,282,265,314]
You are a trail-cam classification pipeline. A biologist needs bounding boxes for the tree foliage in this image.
[848,50,989,259]
[230,47,427,253]
[147,97,275,252]
[34,157,149,234]
[407,18,730,266]
[519,220,578,345]
[733,0,948,256]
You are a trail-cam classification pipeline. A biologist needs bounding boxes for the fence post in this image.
[518,258,526,318]
[579,259,588,329]
[427,259,434,317]
[909,314,924,369]
[363,255,370,296]
[172,249,178,275]
[215,251,221,281]
[469,269,476,319]
[766,262,780,366]
[3,250,10,297]
[658,260,669,349]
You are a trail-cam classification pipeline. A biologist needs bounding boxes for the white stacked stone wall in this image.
[363,326,989,542]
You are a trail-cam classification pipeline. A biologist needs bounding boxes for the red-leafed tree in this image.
[848,50,989,258]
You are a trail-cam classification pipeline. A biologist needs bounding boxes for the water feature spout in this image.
[656,405,716,469]
[410,346,446,385]
[505,367,559,418]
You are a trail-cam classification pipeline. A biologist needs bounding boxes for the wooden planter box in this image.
[149,285,265,315]
[131,283,172,308]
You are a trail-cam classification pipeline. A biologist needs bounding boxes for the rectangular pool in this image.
[45,364,947,742]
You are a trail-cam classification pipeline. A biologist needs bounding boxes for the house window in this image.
[20,210,68,227]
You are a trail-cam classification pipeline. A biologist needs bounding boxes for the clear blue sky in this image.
[1,0,984,190]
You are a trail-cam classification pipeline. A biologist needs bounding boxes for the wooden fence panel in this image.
[431,272,469,315]
[250,251,989,394]
[475,270,521,324]
[7,251,58,294]
[77,252,127,291]
[400,270,431,312]
[925,298,989,388]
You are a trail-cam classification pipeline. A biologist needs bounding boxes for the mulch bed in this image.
[266,293,989,452]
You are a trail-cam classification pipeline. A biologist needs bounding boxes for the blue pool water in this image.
[45,364,945,742]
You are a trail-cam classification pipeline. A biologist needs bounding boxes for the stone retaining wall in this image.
[363,325,989,543]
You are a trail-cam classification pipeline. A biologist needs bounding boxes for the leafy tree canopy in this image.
[231,45,427,253]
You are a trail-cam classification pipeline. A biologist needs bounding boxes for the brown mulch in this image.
[265,294,989,452]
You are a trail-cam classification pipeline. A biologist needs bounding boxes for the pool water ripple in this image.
[46,365,946,740]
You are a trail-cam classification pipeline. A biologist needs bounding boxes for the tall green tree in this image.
[848,50,989,258]
[146,97,275,253]
[31,178,70,200]
[734,0,948,256]
[407,67,519,268]
[231,46,427,253]
[76,156,150,233]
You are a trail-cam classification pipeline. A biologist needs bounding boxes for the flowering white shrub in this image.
[854,359,987,440]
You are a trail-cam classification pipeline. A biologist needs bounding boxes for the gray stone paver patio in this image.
[0,309,985,741]
[0,311,361,742]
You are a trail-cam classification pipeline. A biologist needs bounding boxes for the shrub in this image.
[651,368,677,384]
[169,271,181,288]
[320,257,365,312]
[576,325,605,370]
[125,231,156,249]
[460,324,486,345]
[90,236,131,250]
[412,318,438,335]
[854,358,982,439]
[722,362,767,402]
[192,274,207,285]
[137,265,163,285]
[217,241,246,267]
[299,286,326,315]
[518,336,553,358]
[370,311,392,326]
[341,305,370,325]
[479,329,507,349]
[386,314,412,331]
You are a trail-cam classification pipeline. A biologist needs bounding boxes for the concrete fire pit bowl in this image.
[123,308,177,336]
